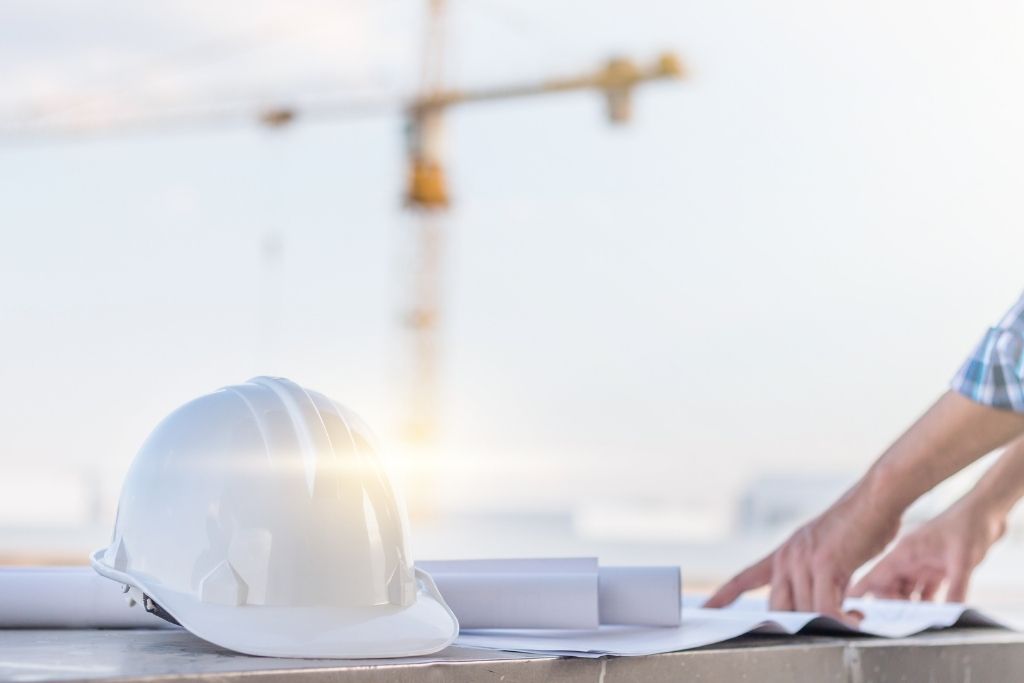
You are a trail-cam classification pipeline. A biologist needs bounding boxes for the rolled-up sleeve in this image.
[951,292,1024,412]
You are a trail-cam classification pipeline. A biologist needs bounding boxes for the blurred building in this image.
[735,474,852,535]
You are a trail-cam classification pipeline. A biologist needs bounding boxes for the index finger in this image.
[704,555,772,608]
[813,574,853,625]
[946,566,971,603]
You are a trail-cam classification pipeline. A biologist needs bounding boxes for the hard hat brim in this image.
[91,550,459,659]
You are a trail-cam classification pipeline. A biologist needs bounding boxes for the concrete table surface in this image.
[2,628,1023,683]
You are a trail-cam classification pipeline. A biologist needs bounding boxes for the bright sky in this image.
[2,0,1023,533]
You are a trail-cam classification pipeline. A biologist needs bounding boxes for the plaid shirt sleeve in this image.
[951,291,1024,412]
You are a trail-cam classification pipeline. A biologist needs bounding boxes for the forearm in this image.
[708,391,1024,614]
[956,435,1024,523]
[853,391,1024,519]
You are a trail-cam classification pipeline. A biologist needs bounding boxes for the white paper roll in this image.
[426,572,599,629]
[419,559,682,629]
[0,567,170,628]
[418,558,600,630]
[0,560,683,631]
[598,565,681,626]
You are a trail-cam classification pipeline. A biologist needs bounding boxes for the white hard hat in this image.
[91,376,458,658]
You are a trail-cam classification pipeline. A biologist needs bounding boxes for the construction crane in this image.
[0,1,684,472]
[400,0,683,446]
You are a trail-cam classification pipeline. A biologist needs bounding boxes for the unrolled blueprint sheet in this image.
[455,595,1008,657]
[703,595,1004,638]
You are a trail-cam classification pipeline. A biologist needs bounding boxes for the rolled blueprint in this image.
[0,560,682,630]
[0,563,603,630]
[0,566,170,628]
[419,559,682,629]
[599,565,681,627]
[418,558,601,629]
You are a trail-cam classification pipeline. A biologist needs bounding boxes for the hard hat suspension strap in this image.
[143,595,181,626]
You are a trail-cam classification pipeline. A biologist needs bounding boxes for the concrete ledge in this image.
[847,629,1024,683]
[604,636,848,683]
[2,628,1022,683]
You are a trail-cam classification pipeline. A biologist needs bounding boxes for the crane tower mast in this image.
[401,0,683,446]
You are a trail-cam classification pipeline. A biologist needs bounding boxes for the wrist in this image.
[970,467,1024,516]
[825,466,904,550]
[953,487,1010,542]
[851,460,913,522]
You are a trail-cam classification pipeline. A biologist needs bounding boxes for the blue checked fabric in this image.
[951,292,1024,412]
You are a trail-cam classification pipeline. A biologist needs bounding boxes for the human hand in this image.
[706,391,1024,620]
[848,499,1006,603]
[705,483,900,622]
